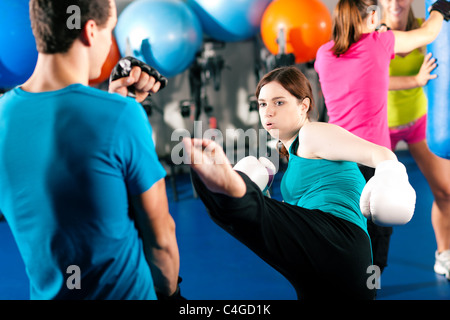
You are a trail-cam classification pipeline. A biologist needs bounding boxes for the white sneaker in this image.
[434,250,450,280]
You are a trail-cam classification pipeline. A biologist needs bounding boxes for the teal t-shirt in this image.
[280,136,368,234]
[0,84,166,299]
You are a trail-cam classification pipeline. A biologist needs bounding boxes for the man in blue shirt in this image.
[0,0,180,299]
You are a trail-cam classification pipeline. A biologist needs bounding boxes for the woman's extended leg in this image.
[184,138,375,299]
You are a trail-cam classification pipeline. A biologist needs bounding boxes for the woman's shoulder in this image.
[301,121,337,134]
[298,122,337,158]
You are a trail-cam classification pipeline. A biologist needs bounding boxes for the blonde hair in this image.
[406,8,420,31]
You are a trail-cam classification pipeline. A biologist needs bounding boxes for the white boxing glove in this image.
[360,160,416,226]
[233,156,277,193]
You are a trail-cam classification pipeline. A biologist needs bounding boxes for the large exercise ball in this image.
[89,35,121,85]
[425,0,450,159]
[0,0,38,89]
[186,0,272,42]
[114,0,203,78]
[260,0,332,63]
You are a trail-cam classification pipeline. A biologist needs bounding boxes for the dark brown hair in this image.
[331,0,378,57]
[30,0,111,54]
[255,66,316,160]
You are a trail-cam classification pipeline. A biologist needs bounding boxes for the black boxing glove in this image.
[376,23,391,31]
[109,56,168,95]
[156,277,186,301]
[430,0,450,21]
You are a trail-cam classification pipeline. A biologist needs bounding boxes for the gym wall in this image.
[114,0,425,160]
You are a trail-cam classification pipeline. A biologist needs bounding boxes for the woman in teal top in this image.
[184,66,415,300]
[281,135,368,234]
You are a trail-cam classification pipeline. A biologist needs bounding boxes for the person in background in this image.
[380,0,450,280]
[314,0,448,275]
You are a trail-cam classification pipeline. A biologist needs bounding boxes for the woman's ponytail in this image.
[331,0,378,56]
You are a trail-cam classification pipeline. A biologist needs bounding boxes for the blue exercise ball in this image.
[115,0,203,78]
[186,0,273,42]
[0,0,38,89]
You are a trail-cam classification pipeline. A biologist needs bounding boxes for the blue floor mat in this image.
[1,150,448,300]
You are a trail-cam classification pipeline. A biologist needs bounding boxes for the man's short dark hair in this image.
[30,0,111,54]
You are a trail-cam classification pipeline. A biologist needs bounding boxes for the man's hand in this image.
[108,56,168,103]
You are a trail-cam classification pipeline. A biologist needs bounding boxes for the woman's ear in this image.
[301,97,311,113]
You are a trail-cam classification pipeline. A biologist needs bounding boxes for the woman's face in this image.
[380,0,413,23]
[258,81,308,142]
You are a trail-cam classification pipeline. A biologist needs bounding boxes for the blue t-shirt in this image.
[280,136,368,234]
[0,84,166,299]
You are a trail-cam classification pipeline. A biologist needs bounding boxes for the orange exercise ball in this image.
[89,35,121,85]
[260,0,332,63]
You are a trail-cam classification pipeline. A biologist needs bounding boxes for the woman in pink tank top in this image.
[314,0,447,277]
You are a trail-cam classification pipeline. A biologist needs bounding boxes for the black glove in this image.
[430,0,450,21]
[156,276,186,301]
[376,23,391,31]
[109,56,168,95]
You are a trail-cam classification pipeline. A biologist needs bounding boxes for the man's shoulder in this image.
[71,85,137,106]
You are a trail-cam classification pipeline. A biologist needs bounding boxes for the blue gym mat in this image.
[0,150,449,300]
